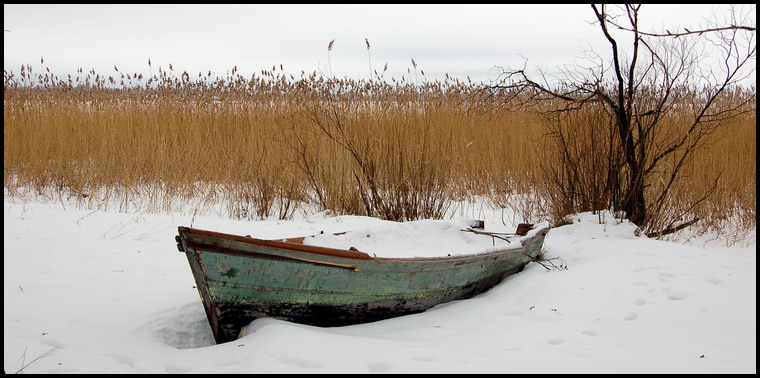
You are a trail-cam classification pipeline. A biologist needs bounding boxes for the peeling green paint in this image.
[221,267,239,278]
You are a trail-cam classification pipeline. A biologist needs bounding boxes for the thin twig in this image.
[15,345,62,374]
[75,209,99,225]
[525,253,568,271]
[460,228,516,243]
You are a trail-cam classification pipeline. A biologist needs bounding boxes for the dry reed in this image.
[3,64,755,236]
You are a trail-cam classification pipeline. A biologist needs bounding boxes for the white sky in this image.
[3,4,755,85]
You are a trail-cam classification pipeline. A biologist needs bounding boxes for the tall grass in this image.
[3,64,755,235]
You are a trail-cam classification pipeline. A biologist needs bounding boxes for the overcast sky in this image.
[3,4,755,85]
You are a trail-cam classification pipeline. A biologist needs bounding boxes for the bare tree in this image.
[487,4,755,235]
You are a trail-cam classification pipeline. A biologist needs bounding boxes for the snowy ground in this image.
[3,196,756,373]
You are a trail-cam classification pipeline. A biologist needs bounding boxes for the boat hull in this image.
[176,224,548,344]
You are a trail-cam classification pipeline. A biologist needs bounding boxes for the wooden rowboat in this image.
[175,221,549,344]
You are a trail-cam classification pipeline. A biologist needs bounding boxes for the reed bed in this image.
[3,64,755,236]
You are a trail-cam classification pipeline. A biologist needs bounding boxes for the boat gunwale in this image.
[178,223,549,262]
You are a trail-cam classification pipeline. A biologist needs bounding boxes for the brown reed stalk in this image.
[2,63,755,236]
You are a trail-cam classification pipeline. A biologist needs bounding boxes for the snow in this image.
[299,218,549,258]
[3,196,756,373]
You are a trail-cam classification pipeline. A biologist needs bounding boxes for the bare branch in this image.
[610,23,756,38]
[480,4,754,233]
[646,216,700,238]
